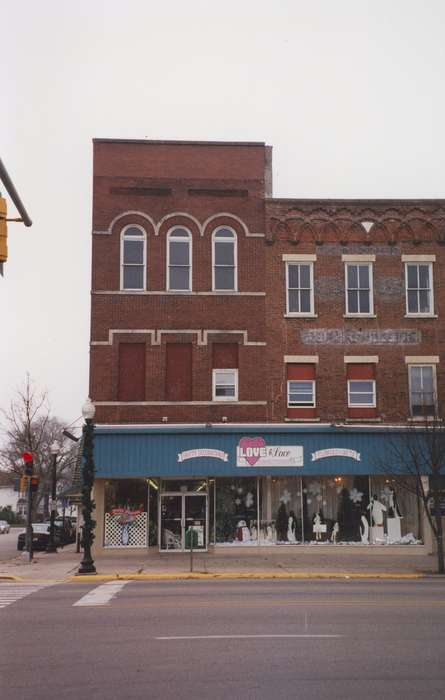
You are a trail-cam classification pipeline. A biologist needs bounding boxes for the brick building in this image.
[89,139,443,552]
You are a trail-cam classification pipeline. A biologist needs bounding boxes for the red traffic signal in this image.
[22,451,34,476]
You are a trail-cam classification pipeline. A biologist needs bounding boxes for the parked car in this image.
[17,523,63,551]
[0,520,10,534]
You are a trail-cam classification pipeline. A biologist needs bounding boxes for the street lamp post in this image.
[46,441,60,553]
[78,397,97,575]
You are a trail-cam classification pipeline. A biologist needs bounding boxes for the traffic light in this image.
[22,452,34,476]
[0,195,7,266]
[30,476,39,493]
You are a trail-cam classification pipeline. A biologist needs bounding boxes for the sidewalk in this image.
[0,544,441,582]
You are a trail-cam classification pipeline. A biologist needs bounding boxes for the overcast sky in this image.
[1,0,445,432]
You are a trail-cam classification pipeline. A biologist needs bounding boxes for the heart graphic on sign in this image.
[238,436,266,466]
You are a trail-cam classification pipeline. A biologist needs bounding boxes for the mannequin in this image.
[368,495,386,543]
[331,521,339,544]
[287,511,297,543]
[387,487,403,543]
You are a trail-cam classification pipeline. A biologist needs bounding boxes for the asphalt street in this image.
[1,579,444,699]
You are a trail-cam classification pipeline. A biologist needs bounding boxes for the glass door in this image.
[160,495,183,550]
[160,492,208,551]
[184,494,207,550]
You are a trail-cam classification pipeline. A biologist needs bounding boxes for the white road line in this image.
[73,580,130,607]
[0,583,52,609]
[155,634,342,640]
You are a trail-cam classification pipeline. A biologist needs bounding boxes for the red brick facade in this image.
[90,139,445,425]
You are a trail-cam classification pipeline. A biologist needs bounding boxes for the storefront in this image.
[91,425,425,552]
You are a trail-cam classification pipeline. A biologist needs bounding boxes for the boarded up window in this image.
[287,364,316,381]
[118,343,146,401]
[346,363,375,380]
[166,344,192,401]
[212,343,239,369]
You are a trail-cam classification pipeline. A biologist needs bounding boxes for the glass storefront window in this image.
[369,476,422,544]
[302,476,370,543]
[104,479,148,548]
[259,477,303,544]
[215,478,258,544]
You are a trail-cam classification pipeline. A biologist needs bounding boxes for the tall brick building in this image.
[89,139,443,552]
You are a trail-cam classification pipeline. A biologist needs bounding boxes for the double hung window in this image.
[212,228,237,291]
[347,380,376,407]
[408,365,436,416]
[405,263,433,315]
[212,369,238,401]
[345,263,373,315]
[167,227,192,291]
[287,380,316,407]
[286,262,314,315]
[121,226,146,290]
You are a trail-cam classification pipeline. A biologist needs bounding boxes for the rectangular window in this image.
[287,380,315,407]
[212,369,238,401]
[345,263,373,315]
[286,363,317,417]
[165,343,192,401]
[405,263,433,315]
[347,380,376,407]
[118,343,146,401]
[286,263,314,315]
[408,365,436,416]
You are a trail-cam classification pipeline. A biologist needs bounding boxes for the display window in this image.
[215,478,258,545]
[259,477,303,544]
[369,476,422,544]
[302,476,370,543]
[104,479,148,548]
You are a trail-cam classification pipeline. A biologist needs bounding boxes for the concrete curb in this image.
[69,571,425,582]
[0,575,23,582]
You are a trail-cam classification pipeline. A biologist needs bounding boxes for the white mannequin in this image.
[387,487,403,543]
[368,496,386,543]
[287,515,296,543]
[331,521,339,544]
[360,515,369,544]
[313,513,323,541]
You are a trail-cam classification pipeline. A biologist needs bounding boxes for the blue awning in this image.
[91,424,429,478]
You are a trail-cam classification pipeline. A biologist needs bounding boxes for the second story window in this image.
[212,227,237,291]
[347,379,376,407]
[405,262,433,315]
[408,365,436,416]
[287,379,316,407]
[345,263,373,315]
[286,262,314,315]
[213,369,238,401]
[121,226,146,290]
[167,227,192,291]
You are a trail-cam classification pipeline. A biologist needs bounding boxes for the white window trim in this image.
[166,226,192,292]
[347,379,376,408]
[408,364,437,417]
[212,368,238,402]
[344,261,374,316]
[212,226,237,292]
[120,225,147,292]
[285,261,315,316]
[404,261,434,317]
[287,379,316,408]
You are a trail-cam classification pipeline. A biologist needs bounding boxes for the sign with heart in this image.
[236,437,303,468]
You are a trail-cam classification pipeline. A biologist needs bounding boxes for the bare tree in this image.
[0,375,79,520]
[376,416,445,574]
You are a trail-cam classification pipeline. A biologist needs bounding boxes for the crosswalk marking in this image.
[73,580,130,607]
[0,583,52,609]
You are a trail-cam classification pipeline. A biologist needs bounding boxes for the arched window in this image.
[212,227,237,291]
[167,227,192,291]
[121,225,146,290]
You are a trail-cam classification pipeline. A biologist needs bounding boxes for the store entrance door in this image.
[160,493,207,551]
